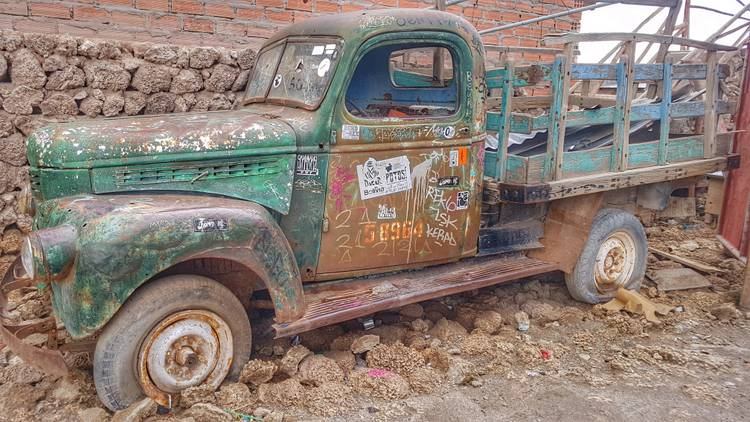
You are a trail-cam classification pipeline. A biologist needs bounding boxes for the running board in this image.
[273,256,558,338]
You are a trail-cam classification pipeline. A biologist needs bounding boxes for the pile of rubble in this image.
[0,217,747,421]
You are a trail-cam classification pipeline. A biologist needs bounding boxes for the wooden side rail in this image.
[484,32,736,186]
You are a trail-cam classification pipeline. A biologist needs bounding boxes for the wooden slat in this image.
[544,156,729,201]
[611,42,635,172]
[704,50,719,158]
[487,62,729,90]
[544,32,738,52]
[484,45,563,55]
[543,49,572,181]
[495,62,514,182]
[658,58,672,165]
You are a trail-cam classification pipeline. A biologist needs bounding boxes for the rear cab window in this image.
[345,44,458,119]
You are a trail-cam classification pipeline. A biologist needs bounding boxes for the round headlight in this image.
[20,236,36,279]
[18,226,78,282]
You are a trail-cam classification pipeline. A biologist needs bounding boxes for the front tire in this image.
[565,208,647,304]
[93,275,252,411]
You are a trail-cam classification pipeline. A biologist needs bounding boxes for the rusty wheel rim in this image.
[137,310,233,404]
[594,230,637,293]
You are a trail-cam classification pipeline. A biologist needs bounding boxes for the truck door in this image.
[317,33,480,276]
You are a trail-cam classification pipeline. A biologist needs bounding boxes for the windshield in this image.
[245,40,342,109]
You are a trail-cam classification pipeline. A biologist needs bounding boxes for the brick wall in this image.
[0,1,582,51]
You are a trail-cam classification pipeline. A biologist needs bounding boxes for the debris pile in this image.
[0,218,747,420]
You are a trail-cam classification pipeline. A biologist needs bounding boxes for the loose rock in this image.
[40,93,78,116]
[11,49,46,89]
[365,342,426,375]
[280,344,312,376]
[428,317,468,341]
[298,354,345,386]
[514,311,530,332]
[183,403,233,422]
[180,384,216,408]
[399,303,425,319]
[349,368,410,400]
[350,334,380,354]
[111,397,157,422]
[473,310,504,334]
[239,359,277,386]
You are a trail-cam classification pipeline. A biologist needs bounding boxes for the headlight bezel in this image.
[18,225,78,282]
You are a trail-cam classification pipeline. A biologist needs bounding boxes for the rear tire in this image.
[93,275,252,411]
[565,208,647,304]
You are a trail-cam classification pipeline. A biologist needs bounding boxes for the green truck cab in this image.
[0,9,737,410]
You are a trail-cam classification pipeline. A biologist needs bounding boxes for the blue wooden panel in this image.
[486,68,506,89]
[484,150,498,178]
[628,141,658,168]
[562,146,612,177]
[667,135,704,162]
[505,154,528,183]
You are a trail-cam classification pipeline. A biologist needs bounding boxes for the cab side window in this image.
[345,44,457,119]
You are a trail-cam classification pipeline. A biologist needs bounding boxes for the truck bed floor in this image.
[273,255,558,337]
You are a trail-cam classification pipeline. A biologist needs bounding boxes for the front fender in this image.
[36,194,305,339]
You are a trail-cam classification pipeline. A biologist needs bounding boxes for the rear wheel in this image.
[565,208,647,304]
[93,275,252,411]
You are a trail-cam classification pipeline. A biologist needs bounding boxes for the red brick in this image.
[172,0,203,14]
[398,0,425,8]
[341,3,365,12]
[237,7,263,20]
[267,9,294,22]
[57,22,98,36]
[14,17,59,33]
[150,14,180,30]
[136,0,169,12]
[204,3,235,18]
[246,25,275,38]
[183,16,214,33]
[111,10,147,27]
[256,0,286,7]
[0,2,28,16]
[287,0,313,12]
[315,0,338,13]
[74,6,110,22]
[30,2,72,19]
[216,20,247,36]
[98,0,134,6]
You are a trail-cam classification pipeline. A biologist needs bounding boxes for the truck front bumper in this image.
[0,258,68,376]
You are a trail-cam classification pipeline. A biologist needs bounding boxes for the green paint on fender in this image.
[37,194,304,339]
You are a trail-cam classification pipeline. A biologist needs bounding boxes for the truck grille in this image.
[114,158,282,186]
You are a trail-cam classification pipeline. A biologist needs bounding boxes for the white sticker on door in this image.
[342,124,360,140]
[449,149,459,167]
[296,154,319,176]
[357,156,412,200]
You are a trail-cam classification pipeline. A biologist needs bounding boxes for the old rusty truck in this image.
[0,9,739,411]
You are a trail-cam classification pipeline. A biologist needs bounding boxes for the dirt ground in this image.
[0,217,748,422]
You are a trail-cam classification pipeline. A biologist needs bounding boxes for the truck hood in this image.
[27,110,297,169]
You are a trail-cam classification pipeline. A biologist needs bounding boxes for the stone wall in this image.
[0,30,256,263]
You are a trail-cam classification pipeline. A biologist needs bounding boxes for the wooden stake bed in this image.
[273,256,558,337]
[483,33,739,204]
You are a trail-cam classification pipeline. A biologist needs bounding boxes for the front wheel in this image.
[565,208,647,304]
[93,275,252,411]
